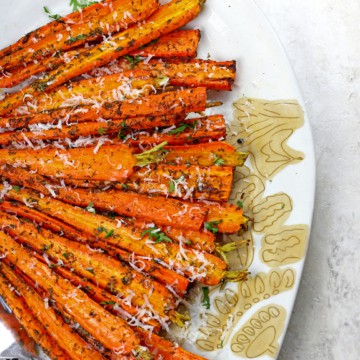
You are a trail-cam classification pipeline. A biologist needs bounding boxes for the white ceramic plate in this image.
[0,1,315,359]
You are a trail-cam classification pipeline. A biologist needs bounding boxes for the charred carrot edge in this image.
[0,88,205,131]
[2,186,228,285]
[94,58,236,91]
[0,230,139,353]
[125,163,235,202]
[1,262,107,360]
[0,30,200,88]
[0,145,137,181]
[0,200,189,297]
[0,306,37,356]
[131,29,201,58]
[0,0,114,59]
[0,261,72,360]
[0,212,176,321]
[136,327,207,360]
[205,202,249,233]
[0,165,207,231]
[0,0,203,115]
[124,114,226,146]
[0,0,160,71]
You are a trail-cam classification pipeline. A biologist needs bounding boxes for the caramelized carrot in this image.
[131,29,200,58]
[0,88,205,130]
[0,230,139,353]
[0,0,203,115]
[0,0,159,71]
[2,186,229,285]
[125,164,234,202]
[125,114,226,146]
[0,30,201,88]
[0,145,137,181]
[0,0,114,59]
[163,141,248,167]
[0,270,72,360]
[0,213,176,322]
[0,263,102,360]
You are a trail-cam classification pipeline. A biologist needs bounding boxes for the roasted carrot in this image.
[0,0,203,115]
[0,269,72,360]
[125,164,234,202]
[0,88,206,131]
[136,327,207,360]
[0,306,37,356]
[124,114,226,146]
[93,58,236,91]
[0,263,104,360]
[0,115,179,145]
[205,202,249,233]
[0,30,201,88]
[0,213,176,322]
[131,29,200,59]
[1,186,232,285]
[0,0,114,59]
[0,0,160,71]
[0,199,189,296]
[0,230,140,353]
[163,141,248,167]
[0,145,141,181]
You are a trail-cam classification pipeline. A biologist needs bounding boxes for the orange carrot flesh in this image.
[0,270,72,360]
[124,114,226,146]
[125,164,234,202]
[136,327,207,360]
[163,141,248,167]
[2,186,228,285]
[0,0,114,59]
[205,202,248,234]
[0,145,136,181]
[0,199,189,298]
[0,213,176,322]
[0,88,205,131]
[131,29,201,58]
[0,0,160,71]
[93,58,236,91]
[0,230,139,353]
[0,0,203,115]
[0,29,200,88]
[0,165,207,231]
[0,263,103,360]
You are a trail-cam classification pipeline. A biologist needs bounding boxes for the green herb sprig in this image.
[141,226,172,243]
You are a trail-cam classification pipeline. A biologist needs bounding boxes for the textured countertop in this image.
[253,1,360,359]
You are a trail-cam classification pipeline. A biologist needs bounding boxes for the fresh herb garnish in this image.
[69,0,97,11]
[121,183,128,190]
[98,127,106,135]
[43,6,62,20]
[104,229,114,239]
[124,55,142,69]
[100,300,116,306]
[86,267,95,275]
[204,220,221,234]
[98,226,114,238]
[12,185,21,193]
[86,201,96,214]
[213,153,225,166]
[201,287,210,309]
[66,34,87,44]
[41,244,51,251]
[169,175,184,193]
[237,200,243,209]
[168,121,197,135]
[62,252,71,260]
[117,119,128,140]
[141,226,172,243]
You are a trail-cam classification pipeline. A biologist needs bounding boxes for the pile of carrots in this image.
[0,0,249,359]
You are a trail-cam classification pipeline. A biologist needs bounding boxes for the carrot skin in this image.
[0,230,139,353]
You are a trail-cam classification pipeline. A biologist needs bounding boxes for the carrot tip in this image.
[223,269,249,283]
[215,240,250,263]
[135,141,168,166]
[171,311,190,328]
